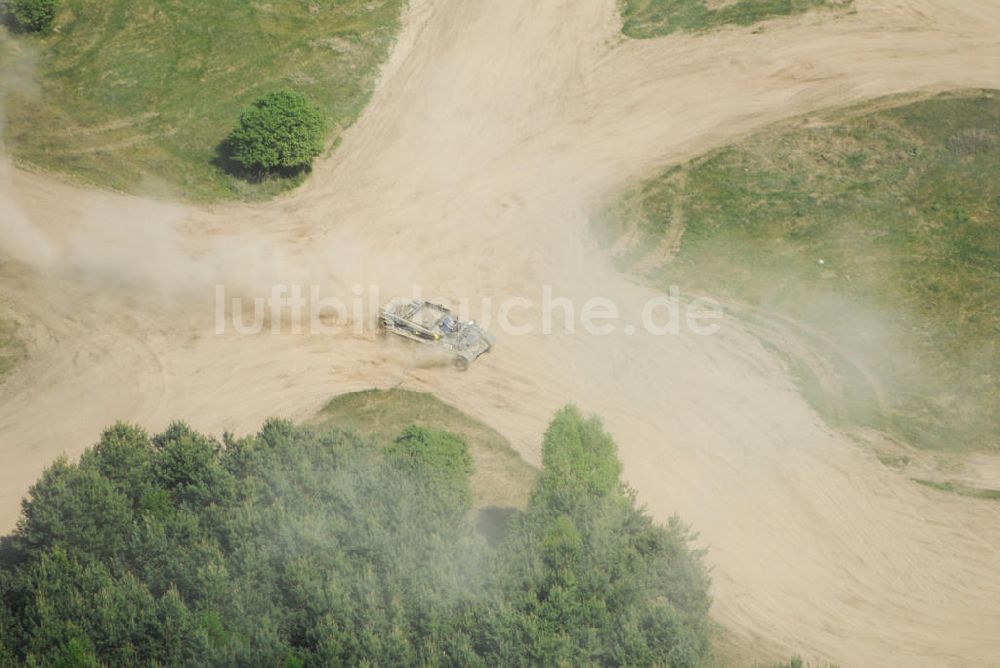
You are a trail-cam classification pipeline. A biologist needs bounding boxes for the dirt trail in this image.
[3,1,1000,665]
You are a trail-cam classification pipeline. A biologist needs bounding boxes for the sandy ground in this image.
[2,1,1000,665]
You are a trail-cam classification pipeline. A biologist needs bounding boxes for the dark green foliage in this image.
[10,0,59,33]
[477,407,712,666]
[226,91,326,175]
[14,458,133,563]
[84,423,151,496]
[0,408,712,666]
[386,425,475,514]
[534,406,623,513]
[149,422,235,509]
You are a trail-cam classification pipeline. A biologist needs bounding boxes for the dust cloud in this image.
[0,33,53,268]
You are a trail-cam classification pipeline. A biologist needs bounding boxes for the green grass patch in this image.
[0,319,27,378]
[876,453,911,468]
[913,478,1000,500]
[3,0,405,200]
[601,90,1000,451]
[620,0,852,39]
[316,389,538,511]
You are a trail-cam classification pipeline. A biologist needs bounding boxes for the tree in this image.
[11,0,59,33]
[385,425,474,514]
[0,409,713,667]
[14,458,133,564]
[226,91,326,175]
[476,406,712,667]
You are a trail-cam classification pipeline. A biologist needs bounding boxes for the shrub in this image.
[10,0,59,33]
[226,91,326,175]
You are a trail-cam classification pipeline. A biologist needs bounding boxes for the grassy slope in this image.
[601,90,999,452]
[0,319,26,379]
[620,0,851,39]
[913,478,1000,501]
[315,389,538,512]
[4,0,405,200]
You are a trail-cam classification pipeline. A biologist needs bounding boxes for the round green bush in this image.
[11,0,59,33]
[227,91,326,175]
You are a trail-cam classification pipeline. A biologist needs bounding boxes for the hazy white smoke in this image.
[0,33,273,298]
[0,33,55,268]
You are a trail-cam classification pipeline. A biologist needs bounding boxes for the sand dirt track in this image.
[2,1,1000,665]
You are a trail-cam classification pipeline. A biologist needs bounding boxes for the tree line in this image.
[0,406,711,667]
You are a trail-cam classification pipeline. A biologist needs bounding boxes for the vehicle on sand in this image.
[378,298,494,370]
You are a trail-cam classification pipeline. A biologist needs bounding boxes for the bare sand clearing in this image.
[2,1,1000,665]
